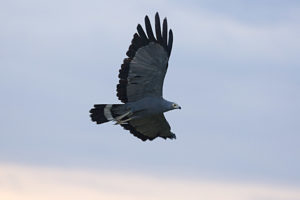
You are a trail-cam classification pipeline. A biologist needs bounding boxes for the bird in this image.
[89,12,181,141]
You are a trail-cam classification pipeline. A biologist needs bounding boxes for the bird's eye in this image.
[172,103,177,107]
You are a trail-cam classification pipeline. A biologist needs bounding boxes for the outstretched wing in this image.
[117,12,173,103]
[120,114,176,141]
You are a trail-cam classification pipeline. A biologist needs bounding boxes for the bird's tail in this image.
[89,104,123,124]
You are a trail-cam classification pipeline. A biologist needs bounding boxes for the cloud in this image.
[1,164,300,200]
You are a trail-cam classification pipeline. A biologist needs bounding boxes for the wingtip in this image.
[171,133,176,140]
[167,29,173,56]
[155,12,160,18]
[144,15,155,41]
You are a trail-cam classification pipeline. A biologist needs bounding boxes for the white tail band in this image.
[104,104,114,121]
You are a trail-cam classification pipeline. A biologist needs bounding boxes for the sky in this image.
[1,0,300,199]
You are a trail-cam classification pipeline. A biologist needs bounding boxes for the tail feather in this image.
[89,104,122,124]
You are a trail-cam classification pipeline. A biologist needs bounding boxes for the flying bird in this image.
[90,12,181,141]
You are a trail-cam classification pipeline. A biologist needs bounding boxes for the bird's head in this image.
[171,102,181,110]
[163,100,181,112]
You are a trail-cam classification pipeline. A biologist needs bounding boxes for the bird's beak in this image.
[178,106,181,109]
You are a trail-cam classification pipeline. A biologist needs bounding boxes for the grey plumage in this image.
[90,12,180,141]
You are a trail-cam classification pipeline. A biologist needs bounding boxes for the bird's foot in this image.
[114,111,132,121]
[114,117,133,125]
[113,111,133,125]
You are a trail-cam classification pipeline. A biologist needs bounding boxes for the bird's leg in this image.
[114,110,132,121]
[113,110,132,125]
[114,117,133,125]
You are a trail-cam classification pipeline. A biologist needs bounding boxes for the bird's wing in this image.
[120,114,176,141]
[117,12,173,103]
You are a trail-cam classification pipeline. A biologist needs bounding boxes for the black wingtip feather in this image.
[144,16,155,41]
[137,24,148,42]
[162,18,168,48]
[155,13,163,43]
[167,29,173,57]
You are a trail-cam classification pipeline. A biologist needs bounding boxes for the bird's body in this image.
[90,13,180,141]
[127,97,176,116]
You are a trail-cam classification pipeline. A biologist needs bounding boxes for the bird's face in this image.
[171,102,181,110]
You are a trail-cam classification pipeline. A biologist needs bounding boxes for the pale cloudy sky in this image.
[1,0,300,199]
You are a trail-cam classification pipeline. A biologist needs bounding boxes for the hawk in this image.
[90,12,181,141]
